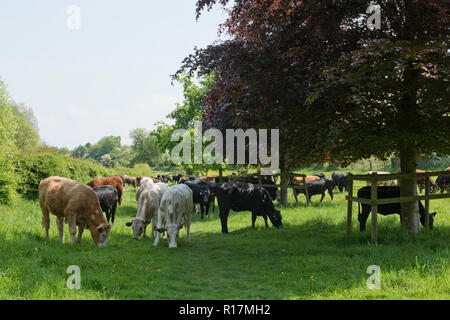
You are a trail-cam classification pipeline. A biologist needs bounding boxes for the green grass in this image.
[0,182,449,300]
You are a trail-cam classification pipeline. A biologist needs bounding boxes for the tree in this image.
[306,2,450,233]
[182,0,449,232]
[129,128,163,167]
[0,78,18,149]
[87,136,122,162]
[10,102,40,150]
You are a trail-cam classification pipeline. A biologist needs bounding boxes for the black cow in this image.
[357,186,436,231]
[157,175,171,183]
[92,185,119,224]
[181,180,215,219]
[248,176,279,201]
[172,174,182,183]
[212,182,282,233]
[293,177,334,203]
[436,175,450,193]
[332,172,350,192]
[231,175,279,201]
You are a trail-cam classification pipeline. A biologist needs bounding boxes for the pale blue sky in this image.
[0,0,228,148]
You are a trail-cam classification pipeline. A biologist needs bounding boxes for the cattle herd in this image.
[38,168,449,248]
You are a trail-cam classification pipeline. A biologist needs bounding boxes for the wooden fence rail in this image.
[346,171,450,242]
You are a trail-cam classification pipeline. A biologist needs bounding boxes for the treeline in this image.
[0,77,40,151]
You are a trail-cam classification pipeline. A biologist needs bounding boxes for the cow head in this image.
[268,209,283,229]
[199,190,209,205]
[125,218,150,239]
[420,212,437,229]
[157,224,183,248]
[262,190,283,228]
[92,223,111,248]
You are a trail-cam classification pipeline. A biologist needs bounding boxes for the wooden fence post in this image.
[371,177,378,242]
[347,176,354,234]
[425,175,430,229]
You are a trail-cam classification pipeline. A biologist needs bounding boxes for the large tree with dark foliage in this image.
[179,0,449,233]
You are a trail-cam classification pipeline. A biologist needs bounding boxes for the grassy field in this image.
[0,177,449,300]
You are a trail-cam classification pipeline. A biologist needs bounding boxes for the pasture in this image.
[0,179,449,300]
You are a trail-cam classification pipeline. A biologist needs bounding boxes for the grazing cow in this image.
[122,175,137,188]
[212,182,282,234]
[39,177,111,247]
[92,186,119,224]
[181,180,215,220]
[293,177,334,203]
[87,176,124,205]
[157,175,171,183]
[332,172,351,192]
[154,184,193,248]
[126,183,169,240]
[357,186,436,231]
[436,175,450,193]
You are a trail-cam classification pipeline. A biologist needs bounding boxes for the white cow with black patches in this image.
[154,184,193,248]
[126,182,168,240]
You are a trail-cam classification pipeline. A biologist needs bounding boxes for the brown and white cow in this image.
[154,184,193,249]
[135,177,154,202]
[126,183,169,240]
[122,175,137,188]
[87,176,124,205]
[39,176,111,247]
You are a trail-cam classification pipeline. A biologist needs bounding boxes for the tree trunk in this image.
[399,147,420,234]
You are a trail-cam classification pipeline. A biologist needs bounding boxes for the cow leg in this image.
[219,208,230,233]
[320,193,325,203]
[143,224,147,239]
[111,201,117,224]
[200,203,205,220]
[41,205,50,241]
[264,215,268,228]
[251,213,257,229]
[293,189,299,202]
[358,205,371,232]
[77,225,84,243]
[56,217,65,244]
[66,214,77,245]
[185,214,191,243]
